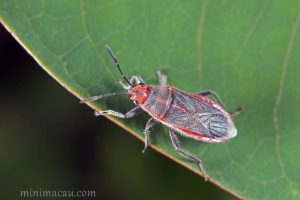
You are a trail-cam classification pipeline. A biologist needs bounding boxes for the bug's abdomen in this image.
[164,90,236,142]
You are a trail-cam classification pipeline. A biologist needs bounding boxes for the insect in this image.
[81,45,242,181]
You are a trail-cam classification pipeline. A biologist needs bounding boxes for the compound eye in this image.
[139,82,145,86]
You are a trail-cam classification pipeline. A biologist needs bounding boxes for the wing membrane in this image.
[165,90,229,138]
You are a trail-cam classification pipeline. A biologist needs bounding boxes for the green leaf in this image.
[1,0,300,199]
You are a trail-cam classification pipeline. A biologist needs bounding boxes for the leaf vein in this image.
[273,10,300,182]
[80,0,117,83]
[232,0,267,63]
[196,0,207,88]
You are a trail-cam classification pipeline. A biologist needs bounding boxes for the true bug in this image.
[81,45,242,181]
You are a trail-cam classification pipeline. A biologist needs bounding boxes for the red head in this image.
[129,85,150,104]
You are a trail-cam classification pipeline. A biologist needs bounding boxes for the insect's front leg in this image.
[168,128,209,181]
[156,70,168,86]
[95,106,143,118]
[142,118,157,153]
[119,75,145,89]
[130,75,145,85]
[197,90,243,116]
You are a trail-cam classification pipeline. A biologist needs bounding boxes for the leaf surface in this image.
[1,0,300,199]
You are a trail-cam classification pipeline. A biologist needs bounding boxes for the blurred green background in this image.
[0,25,235,199]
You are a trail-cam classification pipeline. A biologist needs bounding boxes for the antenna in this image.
[105,45,132,87]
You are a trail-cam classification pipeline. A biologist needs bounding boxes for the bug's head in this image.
[105,45,150,104]
[129,83,150,104]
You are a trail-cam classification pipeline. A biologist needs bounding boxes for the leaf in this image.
[1,0,300,199]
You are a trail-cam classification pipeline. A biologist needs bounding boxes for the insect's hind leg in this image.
[168,129,208,181]
[197,90,243,116]
[142,118,157,153]
[95,106,143,118]
[228,107,243,116]
[156,70,168,86]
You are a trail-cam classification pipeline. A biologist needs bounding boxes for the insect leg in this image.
[142,118,157,153]
[197,90,226,108]
[168,128,208,181]
[130,75,145,85]
[197,90,243,116]
[80,92,128,103]
[228,107,244,117]
[156,70,168,86]
[119,75,145,89]
[95,106,143,118]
